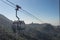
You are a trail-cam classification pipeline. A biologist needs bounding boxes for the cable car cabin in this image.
[12,20,25,33]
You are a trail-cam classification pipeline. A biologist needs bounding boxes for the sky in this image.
[0,0,59,25]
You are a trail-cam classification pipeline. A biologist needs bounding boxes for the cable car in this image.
[12,20,25,33]
[12,5,25,33]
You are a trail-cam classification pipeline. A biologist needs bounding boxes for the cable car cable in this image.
[0,0,14,8]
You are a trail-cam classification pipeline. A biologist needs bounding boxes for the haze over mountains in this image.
[0,14,60,40]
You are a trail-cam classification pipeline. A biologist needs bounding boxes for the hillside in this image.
[0,14,60,40]
[0,14,13,32]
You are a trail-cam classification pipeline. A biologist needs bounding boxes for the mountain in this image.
[24,23,60,40]
[0,14,60,40]
[0,14,13,32]
[0,14,12,26]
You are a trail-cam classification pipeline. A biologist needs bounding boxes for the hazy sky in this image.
[0,0,59,25]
